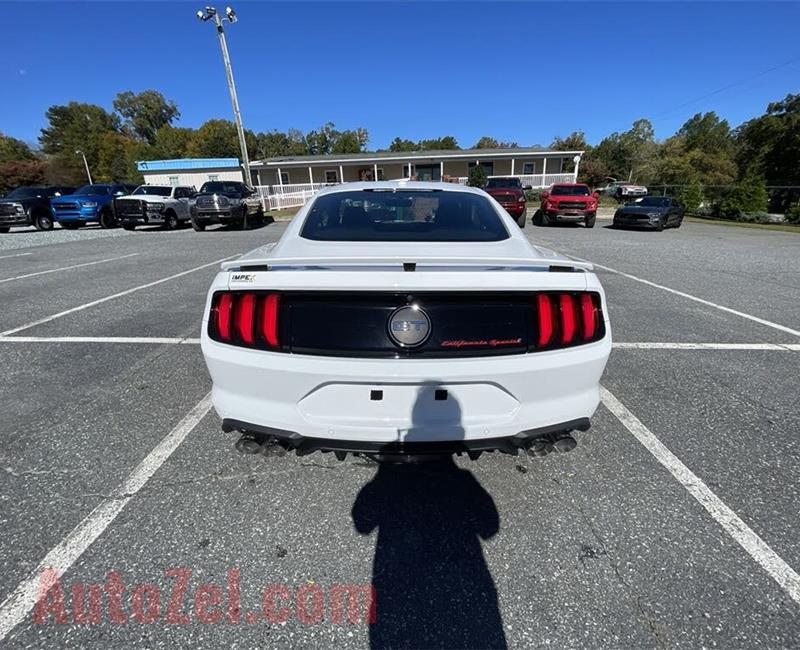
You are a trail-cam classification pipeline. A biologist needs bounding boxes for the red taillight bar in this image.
[211,291,280,349]
[537,294,553,347]
[559,294,576,344]
[260,293,280,347]
[535,291,603,350]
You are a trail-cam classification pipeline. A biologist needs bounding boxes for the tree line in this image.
[1,89,799,211]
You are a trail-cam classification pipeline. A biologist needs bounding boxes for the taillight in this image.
[537,294,553,346]
[210,291,281,349]
[534,292,603,351]
[559,294,576,344]
[260,293,280,347]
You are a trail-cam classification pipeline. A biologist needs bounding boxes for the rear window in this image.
[300,190,509,242]
[551,185,590,196]
[486,178,521,188]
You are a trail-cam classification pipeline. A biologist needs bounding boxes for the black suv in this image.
[0,186,74,232]
[190,181,264,231]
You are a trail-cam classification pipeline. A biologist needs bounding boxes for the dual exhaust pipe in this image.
[233,430,579,461]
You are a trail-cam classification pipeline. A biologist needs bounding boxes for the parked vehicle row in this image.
[0,180,265,233]
[484,179,683,232]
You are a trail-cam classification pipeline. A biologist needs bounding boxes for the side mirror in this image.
[593,191,600,198]
[523,185,532,191]
[540,191,549,199]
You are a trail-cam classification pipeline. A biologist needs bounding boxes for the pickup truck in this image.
[114,185,195,230]
[536,183,599,228]
[190,181,264,231]
[0,185,74,232]
[483,177,531,227]
[50,183,137,229]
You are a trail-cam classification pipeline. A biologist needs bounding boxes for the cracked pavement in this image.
[1,219,799,647]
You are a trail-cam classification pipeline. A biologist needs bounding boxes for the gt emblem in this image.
[387,305,431,348]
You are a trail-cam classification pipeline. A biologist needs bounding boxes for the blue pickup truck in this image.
[50,183,136,229]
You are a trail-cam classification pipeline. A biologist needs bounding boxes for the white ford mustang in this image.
[201,181,611,461]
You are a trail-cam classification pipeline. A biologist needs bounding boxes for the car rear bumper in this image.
[498,203,526,217]
[202,330,611,451]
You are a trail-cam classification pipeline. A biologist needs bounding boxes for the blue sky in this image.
[2,1,799,150]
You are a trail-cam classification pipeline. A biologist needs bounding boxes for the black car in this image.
[613,196,685,231]
[190,181,264,231]
[0,186,74,232]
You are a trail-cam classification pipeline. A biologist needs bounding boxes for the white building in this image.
[138,146,583,210]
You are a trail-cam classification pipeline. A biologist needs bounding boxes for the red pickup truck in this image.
[483,177,530,227]
[536,183,599,228]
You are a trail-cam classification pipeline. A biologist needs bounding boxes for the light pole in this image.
[196,5,253,188]
[76,149,93,184]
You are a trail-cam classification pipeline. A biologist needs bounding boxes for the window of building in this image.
[325,170,339,183]
[522,162,535,175]
[208,174,219,182]
[280,171,290,185]
[168,175,179,186]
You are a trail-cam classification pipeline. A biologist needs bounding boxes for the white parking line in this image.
[600,386,800,607]
[0,393,213,641]
[0,252,33,260]
[0,255,237,336]
[0,253,139,285]
[0,336,201,344]
[568,255,800,339]
[613,342,800,351]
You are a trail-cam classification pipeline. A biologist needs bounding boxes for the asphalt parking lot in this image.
[0,217,798,648]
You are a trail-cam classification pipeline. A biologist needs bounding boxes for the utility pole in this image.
[76,150,93,184]
[197,6,253,187]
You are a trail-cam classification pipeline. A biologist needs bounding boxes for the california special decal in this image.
[230,272,256,284]
[441,338,523,348]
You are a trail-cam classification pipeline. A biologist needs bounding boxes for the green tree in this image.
[113,90,180,144]
[675,181,705,213]
[417,136,459,150]
[472,136,518,149]
[588,118,657,184]
[0,132,36,163]
[388,137,417,152]
[736,93,800,185]
[186,119,257,159]
[256,129,307,159]
[718,175,768,218]
[467,164,487,187]
[96,132,148,182]
[39,102,120,173]
[152,125,194,159]
[550,131,588,152]
[305,122,369,155]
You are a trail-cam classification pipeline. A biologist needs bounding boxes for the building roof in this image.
[137,158,241,172]
[252,147,584,167]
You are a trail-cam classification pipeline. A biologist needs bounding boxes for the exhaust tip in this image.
[235,432,265,454]
[552,433,577,453]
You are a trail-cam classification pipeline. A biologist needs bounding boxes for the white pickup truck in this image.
[114,185,195,230]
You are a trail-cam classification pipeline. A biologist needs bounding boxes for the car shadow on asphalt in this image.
[351,387,507,649]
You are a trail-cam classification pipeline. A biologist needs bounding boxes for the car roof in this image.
[315,180,489,197]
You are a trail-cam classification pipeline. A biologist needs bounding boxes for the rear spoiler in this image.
[221,256,593,273]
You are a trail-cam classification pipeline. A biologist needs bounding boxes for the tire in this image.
[191,219,206,232]
[516,212,526,228]
[676,217,683,229]
[540,211,551,227]
[0,226,9,234]
[656,217,666,232]
[33,211,54,231]
[99,208,116,229]
[122,222,136,231]
[239,207,249,230]
[585,212,596,229]
[163,211,179,230]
